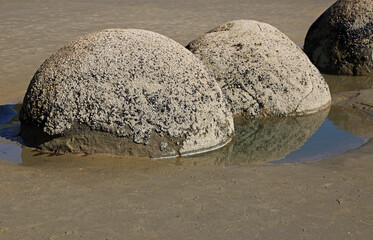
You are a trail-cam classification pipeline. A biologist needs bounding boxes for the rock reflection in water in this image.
[328,106,373,138]
[168,108,329,166]
[0,104,23,143]
[0,104,17,124]
[272,106,371,164]
[323,74,373,94]
[0,104,23,163]
[0,123,23,163]
[3,104,371,166]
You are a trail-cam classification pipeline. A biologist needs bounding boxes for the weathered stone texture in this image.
[187,20,331,118]
[20,29,234,158]
[304,0,373,75]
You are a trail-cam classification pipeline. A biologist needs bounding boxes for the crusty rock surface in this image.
[186,20,331,118]
[304,0,373,75]
[20,29,234,158]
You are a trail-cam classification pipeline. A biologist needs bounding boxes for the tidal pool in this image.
[168,107,371,166]
[0,104,370,165]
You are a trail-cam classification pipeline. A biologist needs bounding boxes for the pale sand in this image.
[0,90,372,239]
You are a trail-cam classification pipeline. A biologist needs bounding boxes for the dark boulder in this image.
[304,0,373,75]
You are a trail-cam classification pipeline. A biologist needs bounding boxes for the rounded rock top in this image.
[304,0,373,75]
[20,29,234,158]
[186,20,331,118]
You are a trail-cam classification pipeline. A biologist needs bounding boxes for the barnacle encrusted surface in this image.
[187,20,331,118]
[20,29,234,158]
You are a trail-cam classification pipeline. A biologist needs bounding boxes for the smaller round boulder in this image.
[304,0,373,75]
[20,29,234,158]
[186,20,331,118]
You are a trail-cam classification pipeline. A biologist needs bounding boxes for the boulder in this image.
[304,0,373,75]
[20,29,234,158]
[186,20,331,118]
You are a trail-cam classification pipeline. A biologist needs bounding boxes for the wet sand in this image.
[1,126,373,239]
[1,0,373,239]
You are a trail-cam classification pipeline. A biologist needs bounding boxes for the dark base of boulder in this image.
[20,123,234,159]
[20,124,182,159]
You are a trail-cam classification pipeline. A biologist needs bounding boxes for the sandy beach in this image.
[1,0,373,239]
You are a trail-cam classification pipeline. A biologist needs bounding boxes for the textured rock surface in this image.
[186,20,331,118]
[20,29,234,158]
[304,0,373,75]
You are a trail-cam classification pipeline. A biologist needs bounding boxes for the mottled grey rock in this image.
[186,20,331,118]
[20,29,234,158]
[304,0,373,75]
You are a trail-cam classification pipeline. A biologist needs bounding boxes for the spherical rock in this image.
[186,20,331,118]
[20,29,234,158]
[304,0,373,75]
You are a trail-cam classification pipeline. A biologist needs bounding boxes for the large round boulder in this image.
[304,0,373,75]
[20,29,234,158]
[186,20,331,118]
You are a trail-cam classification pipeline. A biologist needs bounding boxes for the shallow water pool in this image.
[0,104,371,165]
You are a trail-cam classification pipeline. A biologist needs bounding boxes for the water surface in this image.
[324,75,373,94]
[0,105,370,165]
